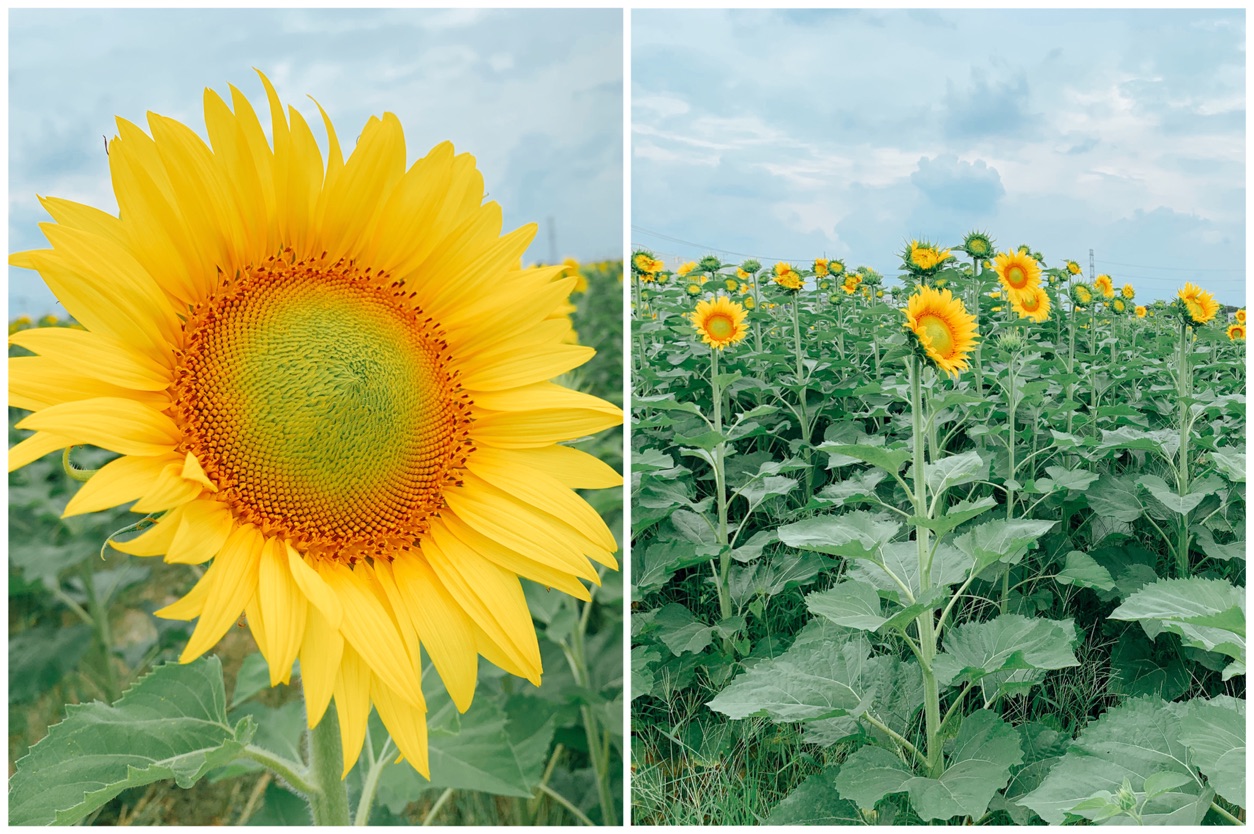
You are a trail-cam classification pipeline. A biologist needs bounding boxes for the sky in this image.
[632,8,1246,305]
[8,7,623,317]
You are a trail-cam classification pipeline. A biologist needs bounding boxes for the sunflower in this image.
[639,272,657,284]
[1236,309,1246,324]
[686,283,702,296]
[841,276,858,295]
[1135,305,1147,318]
[962,231,994,259]
[736,267,750,281]
[1094,274,1115,298]
[813,258,829,277]
[8,74,622,779]
[1110,297,1128,315]
[773,263,803,292]
[1071,283,1093,308]
[1066,260,1082,275]
[677,261,697,277]
[1009,285,1051,322]
[632,252,654,273]
[691,296,748,349]
[905,240,951,273]
[743,295,756,310]
[724,277,738,292]
[1228,323,1246,341]
[903,286,979,376]
[1121,283,1135,300]
[828,258,846,277]
[993,250,1041,294]
[1178,282,1220,325]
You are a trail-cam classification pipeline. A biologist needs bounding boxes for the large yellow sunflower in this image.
[690,296,748,349]
[773,262,803,292]
[1094,274,1115,298]
[1178,282,1220,324]
[1135,305,1147,318]
[1236,309,1246,324]
[1009,285,1051,322]
[1228,323,1246,341]
[993,250,1041,293]
[8,73,622,778]
[903,286,979,376]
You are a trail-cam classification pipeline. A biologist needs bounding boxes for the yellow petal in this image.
[371,675,429,778]
[131,459,203,514]
[180,452,218,492]
[10,355,170,412]
[420,530,541,685]
[17,397,180,457]
[300,605,343,728]
[440,513,595,600]
[467,448,618,552]
[110,505,186,556]
[154,568,214,621]
[286,545,343,628]
[9,326,171,391]
[179,524,264,662]
[471,407,623,449]
[63,453,177,517]
[321,562,423,709]
[166,499,234,565]
[388,555,478,712]
[257,536,307,686]
[332,642,372,776]
[506,445,623,489]
[9,431,73,472]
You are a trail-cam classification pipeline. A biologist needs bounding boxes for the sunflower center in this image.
[706,313,735,340]
[1006,265,1027,289]
[172,252,473,561]
[1021,292,1041,312]
[917,314,955,356]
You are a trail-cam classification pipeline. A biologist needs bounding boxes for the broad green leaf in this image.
[1033,465,1099,494]
[737,474,797,513]
[812,469,886,510]
[911,494,997,535]
[1110,577,1245,664]
[1209,447,1245,483]
[836,711,1023,821]
[1020,697,1213,825]
[765,767,865,825]
[1086,473,1143,523]
[1098,426,1178,461]
[651,603,715,656]
[1137,474,1206,515]
[630,646,660,701]
[849,541,967,602]
[921,450,987,497]
[9,657,256,826]
[1055,550,1116,592]
[707,634,880,722]
[728,552,828,606]
[1194,527,1244,562]
[634,394,706,417]
[952,518,1056,574]
[1178,696,1244,808]
[934,614,1079,688]
[231,652,272,708]
[671,508,717,545]
[819,442,911,474]
[806,580,886,631]
[776,510,900,561]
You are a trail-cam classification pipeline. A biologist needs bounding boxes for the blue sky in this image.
[9,8,623,317]
[632,9,1245,304]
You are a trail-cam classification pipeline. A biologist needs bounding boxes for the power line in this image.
[1095,258,1243,273]
[631,225,817,264]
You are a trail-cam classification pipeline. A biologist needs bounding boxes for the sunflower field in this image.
[8,257,625,827]
[629,241,1245,826]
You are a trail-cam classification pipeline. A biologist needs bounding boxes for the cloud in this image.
[942,67,1035,140]
[911,155,1005,213]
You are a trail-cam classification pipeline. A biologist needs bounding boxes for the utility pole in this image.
[1089,248,1095,281]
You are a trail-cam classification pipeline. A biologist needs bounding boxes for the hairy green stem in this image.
[710,347,733,636]
[306,706,351,825]
[353,737,394,825]
[1176,321,1192,578]
[421,788,455,826]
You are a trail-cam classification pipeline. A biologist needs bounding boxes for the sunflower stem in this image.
[353,737,394,826]
[241,745,317,798]
[1175,320,1193,578]
[76,560,120,702]
[710,348,734,644]
[909,356,943,779]
[971,255,984,397]
[305,702,351,825]
[567,589,618,826]
[790,295,814,500]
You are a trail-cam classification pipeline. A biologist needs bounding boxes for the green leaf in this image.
[1020,698,1213,825]
[1137,474,1207,515]
[231,652,272,708]
[8,623,92,705]
[707,634,881,723]
[806,580,886,631]
[1032,465,1099,494]
[912,495,997,535]
[1086,473,1144,523]
[9,657,256,826]
[835,711,1023,821]
[631,647,660,701]
[849,541,967,602]
[737,474,797,513]
[766,767,865,825]
[951,518,1056,574]
[1179,696,1244,808]
[776,510,900,561]
[922,450,988,497]
[818,442,911,474]
[1098,426,1178,461]
[1055,550,1116,592]
[1110,577,1245,664]
[652,603,715,656]
[1209,447,1245,483]
[934,614,1080,688]
[812,469,886,510]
